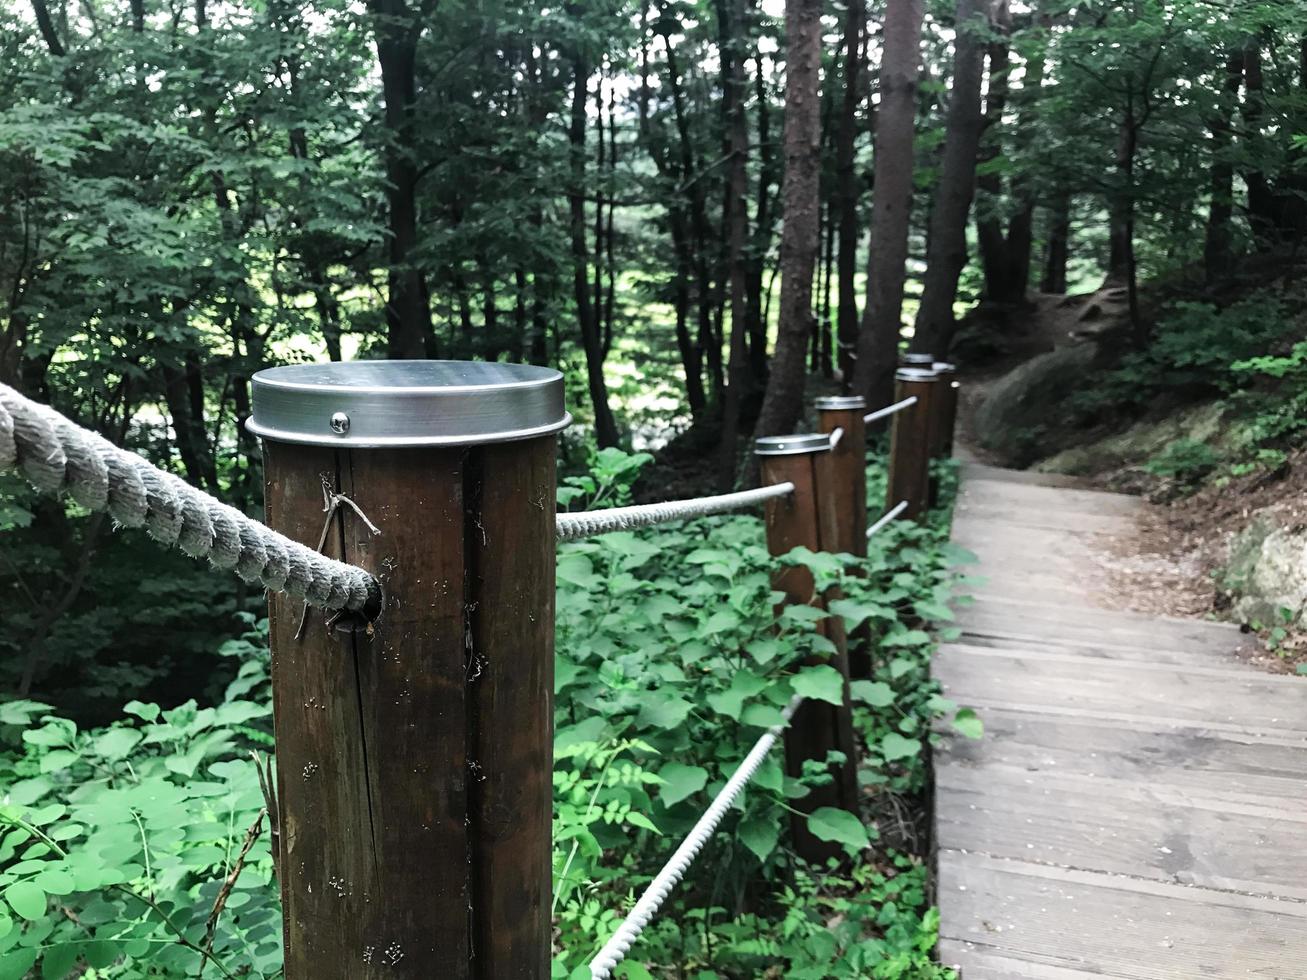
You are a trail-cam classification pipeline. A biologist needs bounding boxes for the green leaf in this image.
[33,869,74,896]
[93,728,143,761]
[806,807,870,851]
[706,671,767,720]
[0,949,37,980]
[884,629,931,648]
[38,750,78,774]
[740,703,784,729]
[635,695,692,731]
[4,881,45,921]
[123,701,160,723]
[850,680,894,707]
[737,812,780,862]
[952,708,984,740]
[40,943,77,980]
[881,732,921,762]
[888,657,917,680]
[791,665,844,705]
[658,763,708,807]
[625,812,661,835]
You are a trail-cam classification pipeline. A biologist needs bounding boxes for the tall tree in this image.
[369,0,433,358]
[1203,49,1244,283]
[568,50,621,448]
[753,0,823,442]
[834,0,867,381]
[911,0,990,357]
[718,0,755,487]
[852,0,925,409]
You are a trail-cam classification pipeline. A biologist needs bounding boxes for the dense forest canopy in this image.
[0,0,1304,704]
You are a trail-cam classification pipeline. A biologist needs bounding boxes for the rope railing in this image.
[0,383,380,612]
[556,482,795,541]
[867,499,909,539]
[863,395,918,425]
[588,695,804,980]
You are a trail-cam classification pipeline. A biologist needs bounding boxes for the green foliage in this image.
[1144,439,1220,485]
[1076,295,1289,414]
[1,450,966,978]
[0,696,278,979]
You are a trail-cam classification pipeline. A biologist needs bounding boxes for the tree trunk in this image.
[835,0,867,382]
[370,0,432,358]
[660,21,720,406]
[717,0,754,488]
[819,193,835,375]
[568,55,621,448]
[1204,50,1244,284]
[746,48,777,381]
[31,0,66,55]
[974,28,1010,302]
[1105,113,1136,286]
[1040,192,1070,293]
[753,0,823,442]
[911,0,988,358]
[852,0,925,411]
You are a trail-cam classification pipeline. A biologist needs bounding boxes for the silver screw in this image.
[330,412,350,435]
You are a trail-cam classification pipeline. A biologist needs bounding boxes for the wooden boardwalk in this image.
[934,462,1307,979]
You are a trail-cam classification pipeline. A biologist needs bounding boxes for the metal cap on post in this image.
[250,360,567,980]
[754,433,859,864]
[887,367,938,522]
[900,352,936,368]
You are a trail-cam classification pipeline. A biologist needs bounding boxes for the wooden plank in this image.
[956,473,1144,514]
[935,763,1307,900]
[944,640,1264,681]
[935,647,1307,736]
[934,706,1307,803]
[953,501,1137,534]
[958,593,1243,636]
[960,462,1095,490]
[937,853,1307,980]
[936,462,1307,977]
[938,943,1112,979]
[954,631,1244,669]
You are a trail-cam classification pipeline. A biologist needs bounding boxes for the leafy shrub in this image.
[1143,439,1220,485]
[1073,293,1287,413]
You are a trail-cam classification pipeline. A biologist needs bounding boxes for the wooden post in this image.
[755,433,860,864]
[928,361,958,507]
[929,361,958,459]
[249,361,567,980]
[814,396,872,679]
[886,367,938,521]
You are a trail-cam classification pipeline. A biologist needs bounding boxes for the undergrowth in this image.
[0,449,973,979]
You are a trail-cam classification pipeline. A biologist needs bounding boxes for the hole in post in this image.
[331,577,385,635]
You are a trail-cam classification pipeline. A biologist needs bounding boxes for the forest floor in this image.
[954,287,1307,673]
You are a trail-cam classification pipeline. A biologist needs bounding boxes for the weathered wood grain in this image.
[265,435,556,979]
[934,465,1307,979]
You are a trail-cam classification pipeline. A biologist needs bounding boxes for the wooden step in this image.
[938,853,1307,980]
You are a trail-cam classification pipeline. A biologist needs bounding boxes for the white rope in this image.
[827,427,844,450]
[863,396,918,425]
[557,482,795,541]
[0,382,379,612]
[588,696,803,980]
[867,499,909,539]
